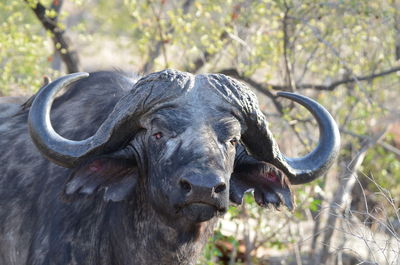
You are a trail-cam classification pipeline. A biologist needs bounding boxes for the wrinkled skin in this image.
[0,71,297,265]
[140,110,236,222]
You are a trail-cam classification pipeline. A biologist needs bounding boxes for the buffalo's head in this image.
[28,70,340,223]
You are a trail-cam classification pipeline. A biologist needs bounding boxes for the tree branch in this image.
[140,0,194,74]
[282,1,295,91]
[393,0,400,60]
[220,65,400,92]
[149,2,169,69]
[309,66,400,91]
[25,0,80,73]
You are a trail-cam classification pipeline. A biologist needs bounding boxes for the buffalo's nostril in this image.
[180,179,192,193]
[214,183,226,194]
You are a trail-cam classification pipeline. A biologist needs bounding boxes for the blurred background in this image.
[1,0,400,264]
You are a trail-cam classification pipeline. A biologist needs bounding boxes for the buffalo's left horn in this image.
[28,72,142,168]
[28,70,190,168]
[28,73,97,167]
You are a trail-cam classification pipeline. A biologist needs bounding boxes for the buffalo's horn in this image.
[28,73,96,168]
[241,92,340,184]
[28,72,141,168]
[28,70,190,168]
[276,92,340,184]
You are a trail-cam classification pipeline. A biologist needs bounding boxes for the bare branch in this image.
[282,2,295,91]
[393,0,400,60]
[221,65,400,92]
[296,42,320,84]
[308,66,400,91]
[341,129,400,157]
[149,2,169,69]
[25,0,80,73]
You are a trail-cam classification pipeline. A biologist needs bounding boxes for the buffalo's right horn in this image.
[240,91,340,184]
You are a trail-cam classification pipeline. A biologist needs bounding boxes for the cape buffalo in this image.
[0,70,340,265]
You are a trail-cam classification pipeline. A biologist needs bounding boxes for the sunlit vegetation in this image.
[1,0,399,264]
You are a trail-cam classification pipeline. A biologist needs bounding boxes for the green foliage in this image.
[0,0,54,95]
[2,0,399,263]
[197,229,225,265]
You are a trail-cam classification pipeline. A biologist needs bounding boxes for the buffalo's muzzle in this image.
[175,172,228,222]
[179,172,226,196]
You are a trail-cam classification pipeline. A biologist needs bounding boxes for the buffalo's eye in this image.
[153,132,163,140]
[229,138,238,146]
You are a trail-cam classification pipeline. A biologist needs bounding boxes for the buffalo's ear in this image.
[63,157,138,202]
[230,155,294,211]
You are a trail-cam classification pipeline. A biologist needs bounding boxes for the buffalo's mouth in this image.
[176,202,227,223]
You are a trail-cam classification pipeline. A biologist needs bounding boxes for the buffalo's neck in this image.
[107,199,217,265]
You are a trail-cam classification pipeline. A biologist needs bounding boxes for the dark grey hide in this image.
[0,70,339,265]
[0,96,30,118]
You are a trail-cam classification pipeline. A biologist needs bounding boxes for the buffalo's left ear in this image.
[230,151,294,210]
[63,157,138,202]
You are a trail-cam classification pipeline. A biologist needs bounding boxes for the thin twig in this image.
[149,2,169,69]
[341,129,400,157]
[282,1,295,91]
[314,129,388,264]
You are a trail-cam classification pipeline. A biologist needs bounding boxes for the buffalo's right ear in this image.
[63,157,138,202]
